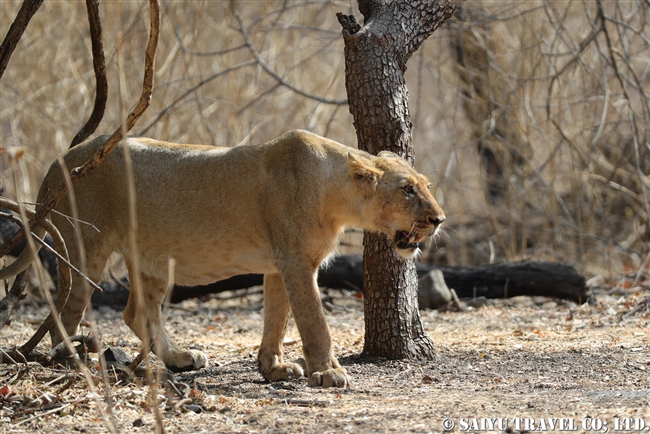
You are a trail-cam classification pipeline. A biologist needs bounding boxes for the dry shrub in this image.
[1,0,649,278]
[414,0,649,277]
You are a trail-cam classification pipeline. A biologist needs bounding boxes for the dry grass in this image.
[1,288,649,433]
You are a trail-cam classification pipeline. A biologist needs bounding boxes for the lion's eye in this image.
[403,185,414,195]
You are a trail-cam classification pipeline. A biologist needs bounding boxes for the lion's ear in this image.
[347,152,382,195]
[378,150,400,159]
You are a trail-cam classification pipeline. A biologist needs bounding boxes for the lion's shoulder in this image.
[261,129,353,168]
[269,129,345,152]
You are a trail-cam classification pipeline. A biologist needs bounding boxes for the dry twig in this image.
[235,13,347,106]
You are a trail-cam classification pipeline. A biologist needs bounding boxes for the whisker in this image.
[434,224,450,242]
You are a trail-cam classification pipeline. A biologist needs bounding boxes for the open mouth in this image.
[394,230,423,251]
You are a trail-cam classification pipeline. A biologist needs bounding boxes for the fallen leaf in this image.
[41,392,58,405]
[183,404,203,413]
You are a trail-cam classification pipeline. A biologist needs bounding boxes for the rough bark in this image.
[337,0,463,359]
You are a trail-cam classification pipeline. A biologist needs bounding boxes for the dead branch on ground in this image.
[89,255,587,308]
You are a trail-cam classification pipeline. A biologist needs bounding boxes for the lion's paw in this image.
[263,362,305,382]
[165,349,208,373]
[308,367,350,388]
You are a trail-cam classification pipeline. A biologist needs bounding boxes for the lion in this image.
[2,130,445,387]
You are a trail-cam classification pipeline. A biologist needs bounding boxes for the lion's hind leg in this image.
[258,273,304,381]
[122,269,207,372]
[50,221,112,347]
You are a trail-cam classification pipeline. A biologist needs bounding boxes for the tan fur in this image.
[6,130,445,387]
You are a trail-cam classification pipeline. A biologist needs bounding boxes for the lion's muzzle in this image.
[393,213,445,255]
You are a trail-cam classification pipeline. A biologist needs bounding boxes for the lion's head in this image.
[347,151,446,258]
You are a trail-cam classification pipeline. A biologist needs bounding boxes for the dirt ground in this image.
[1,283,649,434]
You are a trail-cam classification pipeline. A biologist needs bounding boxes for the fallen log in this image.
[432,261,587,303]
[89,254,587,307]
[312,255,587,305]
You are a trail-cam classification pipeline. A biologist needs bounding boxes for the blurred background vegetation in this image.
[1,0,648,281]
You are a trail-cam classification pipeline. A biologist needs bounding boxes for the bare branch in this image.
[596,0,650,220]
[138,60,256,136]
[235,13,347,106]
[173,30,247,56]
[0,0,44,79]
[70,0,108,148]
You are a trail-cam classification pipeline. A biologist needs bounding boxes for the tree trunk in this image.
[449,5,535,260]
[337,0,463,359]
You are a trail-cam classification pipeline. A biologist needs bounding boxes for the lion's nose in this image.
[427,215,445,226]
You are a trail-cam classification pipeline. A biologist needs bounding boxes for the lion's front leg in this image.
[258,273,304,381]
[279,265,350,388]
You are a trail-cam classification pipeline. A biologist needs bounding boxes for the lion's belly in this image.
[123,226,277,286]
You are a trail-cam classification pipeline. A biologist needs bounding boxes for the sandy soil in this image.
[1,285,649,433]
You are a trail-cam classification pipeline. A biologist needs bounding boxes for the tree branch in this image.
[69,0,108,148]
[0,0,44,79]
[138,60,255,136]
[235,13,347,106]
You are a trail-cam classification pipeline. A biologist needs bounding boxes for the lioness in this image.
[3,130,444,387]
